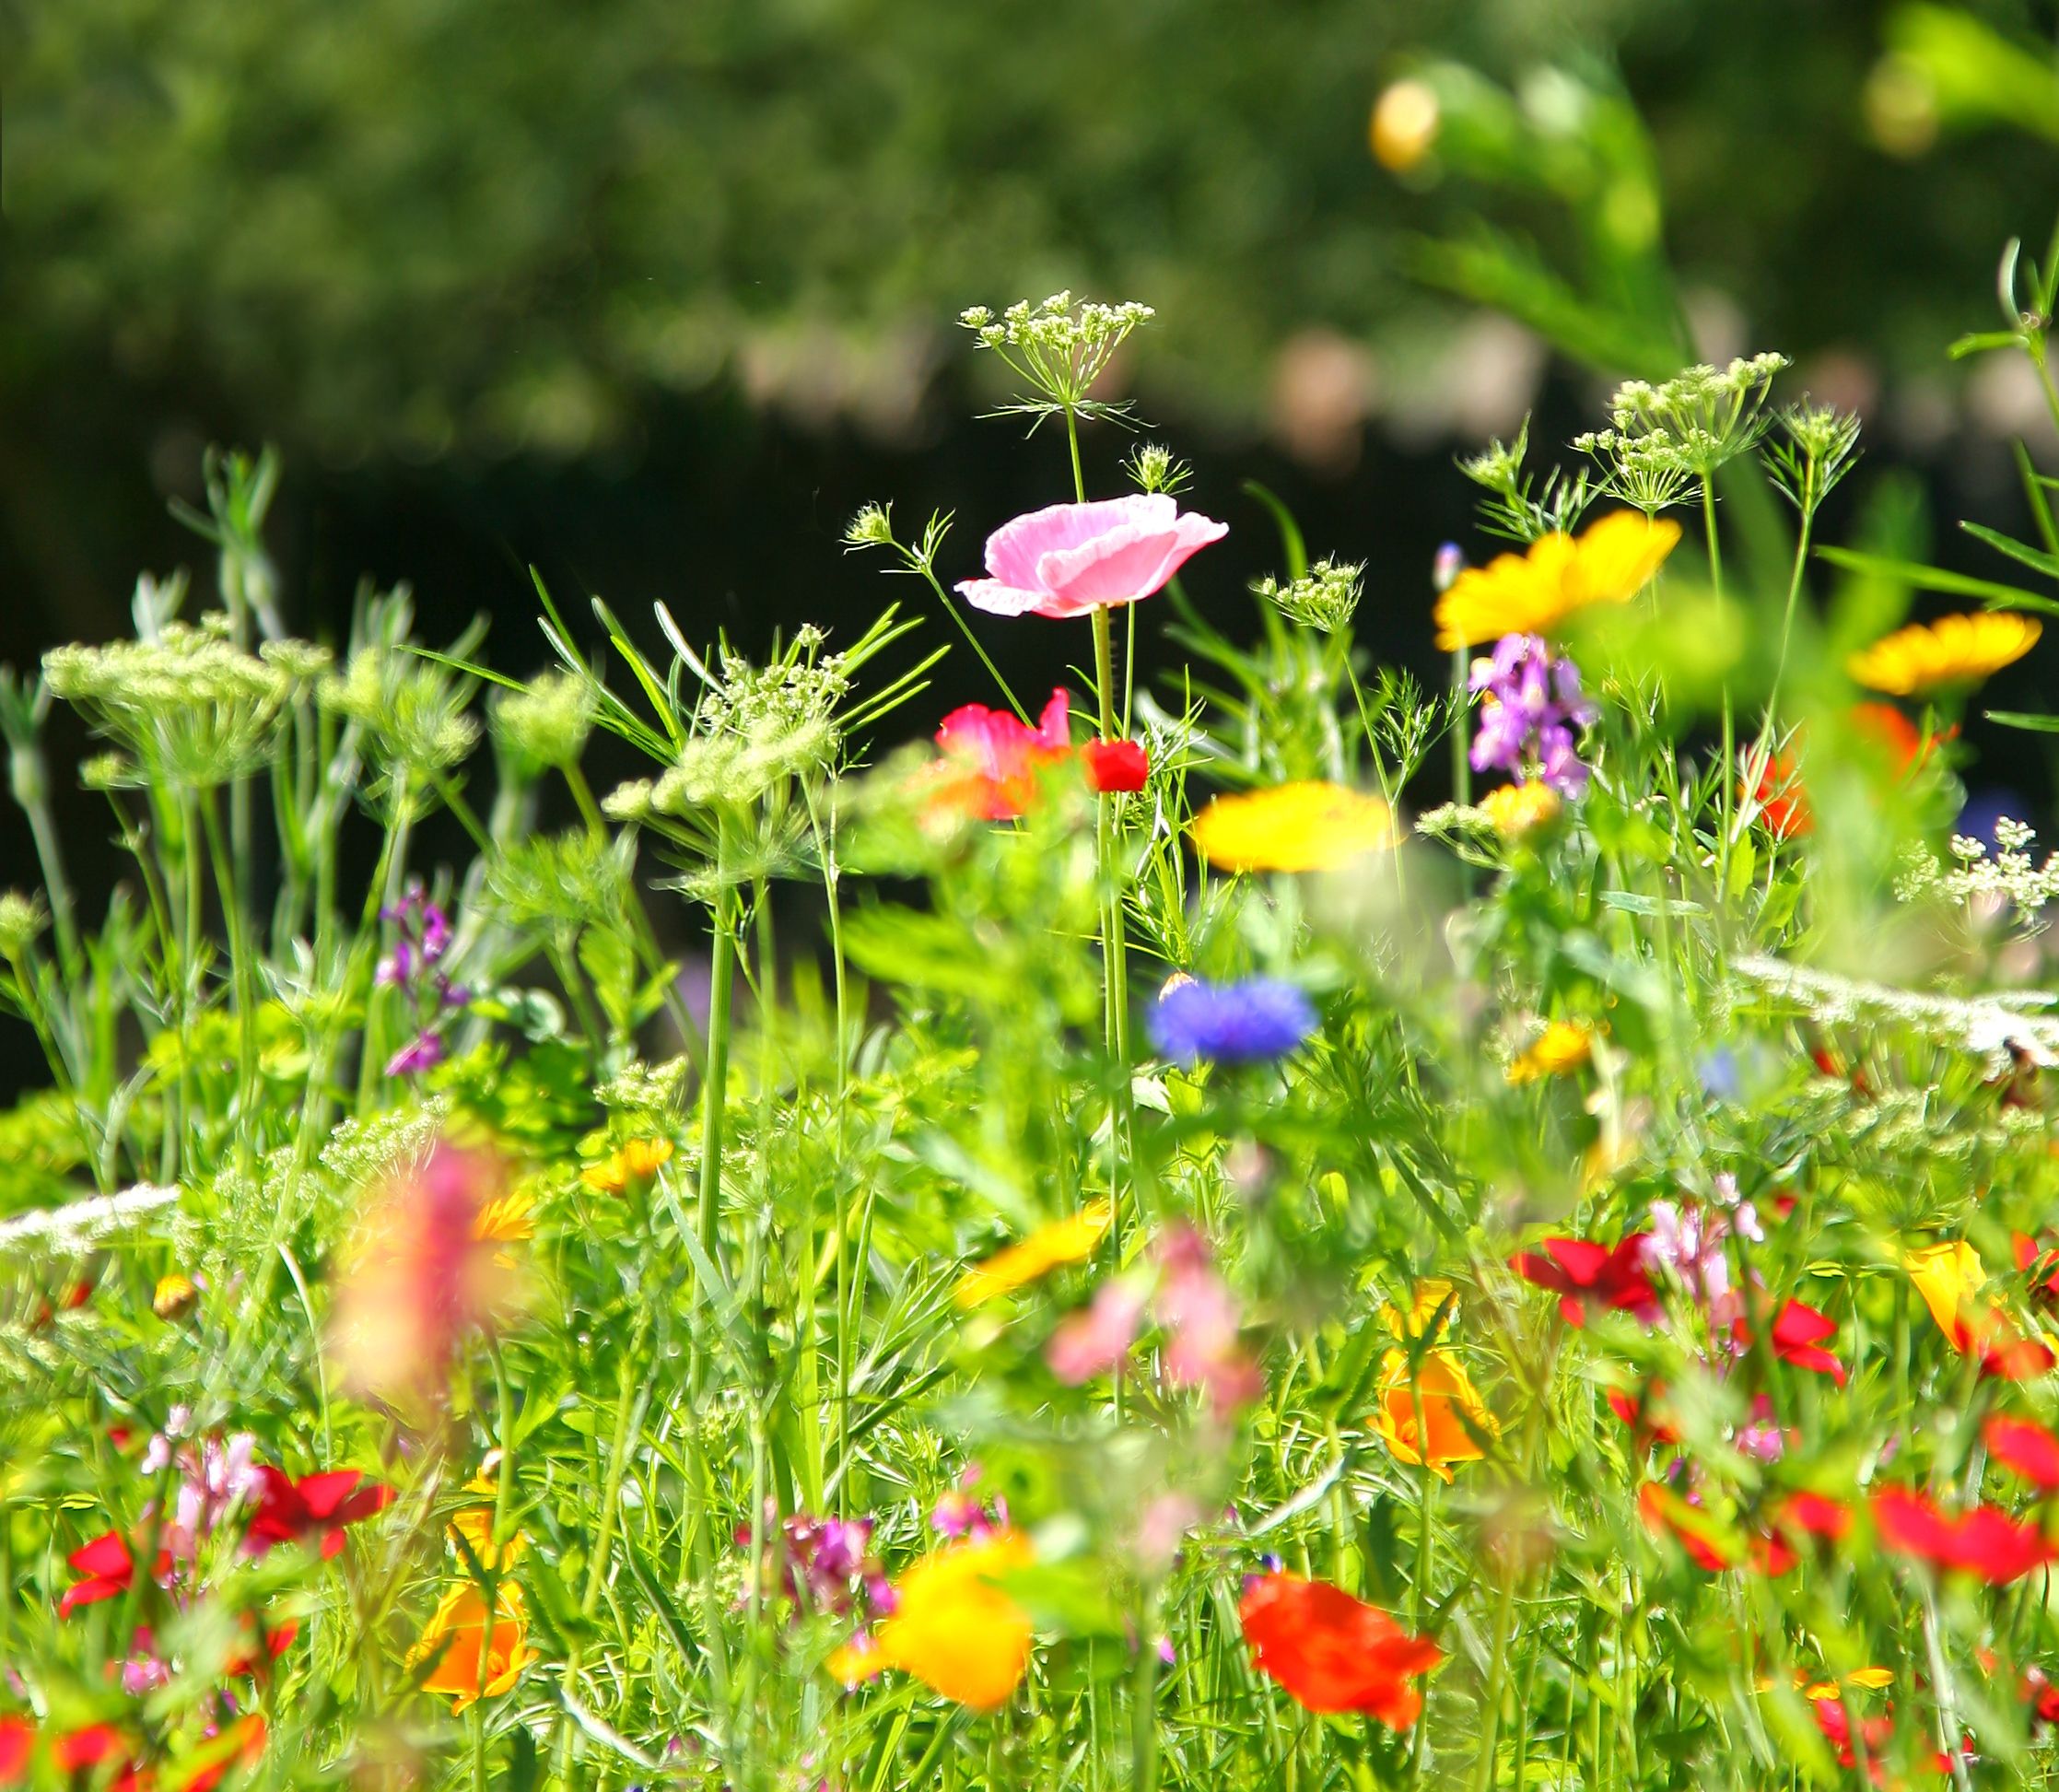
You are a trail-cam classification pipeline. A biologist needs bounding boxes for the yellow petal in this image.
[1190,782,1398,873]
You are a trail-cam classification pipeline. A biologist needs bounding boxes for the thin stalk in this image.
[198,792,258,1173]
[1473,1567,1517,1792]
[698,868,737,1266]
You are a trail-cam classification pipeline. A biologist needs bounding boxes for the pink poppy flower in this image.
[931,689,1074,820]
[957,496,1227,620]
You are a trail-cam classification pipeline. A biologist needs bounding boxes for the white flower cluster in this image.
[1254,557,1365,634]
[1575,353,1791,494]
[1895,818,2059,918]
[958,292,1154,413]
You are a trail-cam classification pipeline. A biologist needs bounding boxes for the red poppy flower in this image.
[2024,1665,2059,1728]
[1873,1487,2057,1584]
[1986,1416,2059,1493]
[1810,1696,1895,1774]
[1744,751,1811,839]
[1082,738,1149,793]
[244,1467,392,1559]
[1510,1236,1659,1328]
[0,1718,29,1781]
[1852,702,1954,775]
[58,1531,168,1618]
[1606,1380,1680,1446]
[1637,1482,1742,1573]
[1766,1299,1847,1385]
[1237,1572,1442,1725]
[2014,1233,2059,1304]
[1748,1492,1853,1577]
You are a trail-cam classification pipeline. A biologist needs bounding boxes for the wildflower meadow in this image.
[11,209,2059,1792]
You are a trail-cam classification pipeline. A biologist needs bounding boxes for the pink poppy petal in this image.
[955,578,1053,617]
[983,496,1176,589]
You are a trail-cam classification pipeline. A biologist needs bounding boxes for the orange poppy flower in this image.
[1237,1573,1441,1725]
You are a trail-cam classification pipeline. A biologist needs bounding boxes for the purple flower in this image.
[1468,633,1598,798]
[385,1033,446,1078]
[1148,978,1316,1067]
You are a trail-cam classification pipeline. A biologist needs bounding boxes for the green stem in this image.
[1473,1567,1516,1792]
[698,868,737,1267]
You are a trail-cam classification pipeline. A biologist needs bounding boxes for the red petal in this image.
[1543,1238,1611,1286]
[292,1470,366,1522]
[1986,1416,2059,1492]
[1872,1488,1960,1565]
[66,1532,134,1579]
[1083,739,1149,794]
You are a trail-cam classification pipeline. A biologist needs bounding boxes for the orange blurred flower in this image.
[581,1136,673,1195]
[953,1201,1111,1309]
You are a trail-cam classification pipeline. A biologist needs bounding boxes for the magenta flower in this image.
[957,496,1227,619]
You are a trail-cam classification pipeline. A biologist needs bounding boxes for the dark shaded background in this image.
[4,0,2059,1103]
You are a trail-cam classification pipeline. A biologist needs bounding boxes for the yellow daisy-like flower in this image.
[1505,1019,1593,1084]
[1477,779,1562,838]
[472,1188,536,1244]
[152,1273,199,1320]
[1370,80,1440,172]
[953,1201,1113,1309]
[1845,612,2041,697]
[408,1581,538,1711]
[832,1531,1036,1710]
[1433,511,1681,650]
[581,1136,674,1195]
[1189,781,1398,873]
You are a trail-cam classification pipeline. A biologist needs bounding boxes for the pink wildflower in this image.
[956,496,1227,620]
[1047,1278,1148,1384]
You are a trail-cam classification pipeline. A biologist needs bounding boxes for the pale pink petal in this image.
[983,496,1176,589]
[955,578,1051,617]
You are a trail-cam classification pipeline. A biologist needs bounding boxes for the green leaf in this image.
[1959,520,2059,581]
[1813,546,2059,614]
[1948,330,2025,360]
[1985,710,2059,733]
[1241,481,1309,584]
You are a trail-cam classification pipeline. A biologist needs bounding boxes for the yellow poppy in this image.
[1904,1239,1987,1349]
[1505,1020,1593,1084]
[953,1201,1112,1309]
[450,1473,526,1573]
[1371,1348,1499,1482]
[1434,510,1680,650]
[1189,781,1398,873]
[408,1581,537,1711]
[1380,1278,1457,1343]
[152,1273,199,1320]
[1370,81,1439,172]
[581,1136,674,1195]
[1846,612,2040,697]
[834,1532,1035,1710]
[1478,780,1562,838]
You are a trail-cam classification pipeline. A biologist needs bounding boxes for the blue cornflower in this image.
[1148,977,1317,1067]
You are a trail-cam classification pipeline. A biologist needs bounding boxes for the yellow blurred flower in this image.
[1370,80,1440,172]
[152,1273,199,1320]
[582,1136,674,1195]
[833,1532,1036,1710]
[407,1581,537,1711]
[1846,612,2040,697]
[1478,780,1561,838]
[1190,781,1398,873]
[1433,510,1680,650]
[1505,1020,1593,1084]
[450,1472,526,1573]
[1380,1278,1457,1343]
[953,1201,1112,1309]
[1372,1348,1499,1482]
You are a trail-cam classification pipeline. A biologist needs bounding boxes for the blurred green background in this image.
[3,0,2056,839]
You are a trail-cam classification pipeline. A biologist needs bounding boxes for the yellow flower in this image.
[407,1581,538,1711]
[581,1136,674,1195]
[1370,80,1440,172]
[839,1532,1035,1710]
[1433,510,1681,650]
[953,1201,1112,1309]
[1478,780,1561,838]
[472,1188,535,1244]
[450,1472,526,1573]
[1189,781,1398,873]
[152,1273,199,1320]
[1371,1348,1499,1482]
[1846,612,2041,697]
[1380,1278,1457,1343]
[1505,1020,1593,1084]
[1904,1238,1986,1350]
